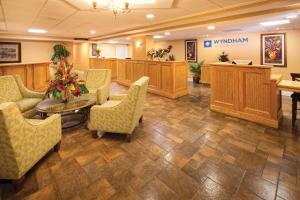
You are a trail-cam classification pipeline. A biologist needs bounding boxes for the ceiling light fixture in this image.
[28,29,47,33]
[90,0,130,16]
[153,35,164,39]
[164,32,170,35]
[260,19,290,26]
[90,30,96,34]
[146,14,155,19]
[207,26,215,30]
[126,37,131,40]
[286,15,297,19]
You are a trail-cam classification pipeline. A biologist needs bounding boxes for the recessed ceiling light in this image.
[164,32,170,35]
[28,29,47,33]
[126,37,131,40]
[90,30,96,34]
[286,15,297,19]
[153,35,164,39]
[260,19,290,26]
[207,26,215,30]
[146,14,155,19]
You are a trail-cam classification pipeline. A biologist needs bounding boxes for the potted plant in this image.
[189,60,205,84]
[218,51,229,62]
[51,44,70,62]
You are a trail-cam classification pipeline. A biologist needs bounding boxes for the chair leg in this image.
[139,115,143,123]
[12,176,25,192]
[53,141,61,152]
[126,134,132,143]
[91,131,98,139]
[292,98,297,127]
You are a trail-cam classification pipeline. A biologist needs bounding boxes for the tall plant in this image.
[51,44,70,62]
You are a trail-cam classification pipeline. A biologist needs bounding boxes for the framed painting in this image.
[185,39,197,63]
[261,33,286,67]
[92,43,97,57]
[0,42,21,63]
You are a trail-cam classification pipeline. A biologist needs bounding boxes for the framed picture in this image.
[0,42,21,63]
[261,33,286,67]
[185,39,197,63]
[92,43,97,57]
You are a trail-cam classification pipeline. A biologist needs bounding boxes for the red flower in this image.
[56,83,64,91]
[73,88,81,96]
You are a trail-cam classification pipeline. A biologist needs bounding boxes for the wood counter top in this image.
[90,58,187,64]
[210,62,271,69]
[0,61,50,67]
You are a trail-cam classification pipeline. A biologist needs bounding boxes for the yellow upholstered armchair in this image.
[0,75,44,118]
[0,102,62,191]
[82,69,111,105]
[88,76,149,142]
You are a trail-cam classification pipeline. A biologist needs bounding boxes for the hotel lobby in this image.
[1,0,300,199]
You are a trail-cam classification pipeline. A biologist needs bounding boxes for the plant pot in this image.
[193,76,200,84]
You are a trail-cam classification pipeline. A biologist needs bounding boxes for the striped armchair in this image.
[0,102,62,191]
[88,76,149,142]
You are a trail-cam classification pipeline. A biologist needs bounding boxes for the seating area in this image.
[1,0,300,199]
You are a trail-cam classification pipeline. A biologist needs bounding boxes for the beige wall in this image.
[89,43,130,58]
[154,29,300,80]
[153,40,185,61]
[132,36,154,60]
[0,39,73,65]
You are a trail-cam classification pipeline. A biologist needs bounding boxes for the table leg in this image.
[292,97,297,127]
[40,112,47,119]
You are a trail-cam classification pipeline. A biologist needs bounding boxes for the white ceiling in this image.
[0,0,274,38]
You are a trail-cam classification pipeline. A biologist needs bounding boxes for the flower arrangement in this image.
[147,45,175,61]
[265,37,281,60]
[46,57,89,103]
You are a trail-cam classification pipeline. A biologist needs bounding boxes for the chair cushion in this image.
[101,100,121,108]
[16,98,42,112]
[0,76,23,102]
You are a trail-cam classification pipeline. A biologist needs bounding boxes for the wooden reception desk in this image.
[117,59,188,99]
[210,63,282,128]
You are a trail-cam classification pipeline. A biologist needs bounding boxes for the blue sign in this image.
[204,40,212,48]
[204,37,249,48]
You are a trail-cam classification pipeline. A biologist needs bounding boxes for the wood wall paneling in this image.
[0,62,50,91]
[161,63,173,92]
[116,59,188,99]
[145,62,161,91]
[132,61,145,81]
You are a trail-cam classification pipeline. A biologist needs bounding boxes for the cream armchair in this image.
[0,102,62,191]
[88,76,149,142]
[0,75,44,117]
[82,69,111,105]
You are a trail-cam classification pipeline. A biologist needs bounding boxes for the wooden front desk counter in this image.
[117,59,189,99]
[210,63,282,128]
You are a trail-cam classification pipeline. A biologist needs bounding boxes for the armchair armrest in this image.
[109,94,127,101]
[14,75,45,98]
[96,75,111,105]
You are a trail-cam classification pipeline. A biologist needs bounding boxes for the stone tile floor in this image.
[1,82,300,200]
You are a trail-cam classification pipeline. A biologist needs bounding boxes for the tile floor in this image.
[1,82,300,200]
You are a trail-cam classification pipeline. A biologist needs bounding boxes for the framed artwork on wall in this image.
[261,33,286,67]
[0,42,21,63]
[92,43,97,57]
[185,39,197,63]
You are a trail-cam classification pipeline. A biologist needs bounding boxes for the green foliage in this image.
[218,51,229,62]
[51,44,70,61]
[189,60,205,77]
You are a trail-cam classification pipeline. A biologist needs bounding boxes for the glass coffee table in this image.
[36,94,96,131]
